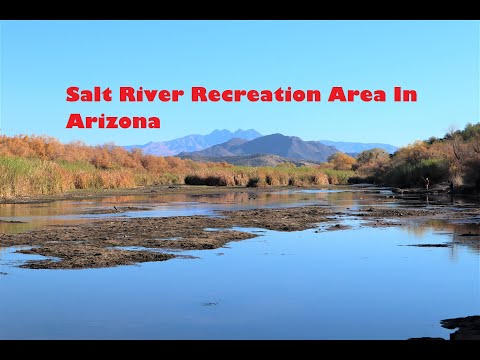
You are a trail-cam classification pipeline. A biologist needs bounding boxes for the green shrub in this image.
[383,158,448,187]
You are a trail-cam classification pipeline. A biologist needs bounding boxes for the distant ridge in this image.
[124,129,398,158]
[178,133,338,163]
[124,129,262,156]
[318,140,397,154]
[179,153,320,167]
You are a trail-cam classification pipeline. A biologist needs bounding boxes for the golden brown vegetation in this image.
[0,135,349,198]
[3,122,478,198]
[0,135,197,197]
[325,153,357,171]
[350,122,480,190]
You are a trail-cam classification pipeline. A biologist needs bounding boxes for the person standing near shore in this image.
[424,177,430,191]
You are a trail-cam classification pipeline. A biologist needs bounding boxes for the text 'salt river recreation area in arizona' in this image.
[0,20,479,340]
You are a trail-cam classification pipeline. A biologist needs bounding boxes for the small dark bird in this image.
[114,206,118,211]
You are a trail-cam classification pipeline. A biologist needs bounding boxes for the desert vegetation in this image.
[1,122,479,198]
[0,135,348,198]
[348,122,480,191]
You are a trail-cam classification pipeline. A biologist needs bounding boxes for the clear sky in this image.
[0,20,478,147]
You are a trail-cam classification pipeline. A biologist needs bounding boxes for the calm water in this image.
[0,188,479,339]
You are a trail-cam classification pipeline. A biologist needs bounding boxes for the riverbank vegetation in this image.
[1,122,479,198]
[348,123,480,191]
[0,135,349,198]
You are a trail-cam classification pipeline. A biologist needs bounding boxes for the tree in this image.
[328,152,356,171]
[393,142,429,165]
[356,148,390,166]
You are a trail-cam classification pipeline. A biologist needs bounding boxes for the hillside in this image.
[125,128,398,157]
[318,140,398,154]
[180,133,339,162]
[179,153,320,167]
[125,129,262,156]
[182,138,249,157]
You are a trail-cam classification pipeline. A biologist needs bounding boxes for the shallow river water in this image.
[0,188,479,339]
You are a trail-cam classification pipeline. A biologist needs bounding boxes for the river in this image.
[0,187,479,339]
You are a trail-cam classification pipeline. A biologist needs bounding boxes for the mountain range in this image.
[124,129,262,156]
[318,140,398,154]
[124,129,398,166]
[178,134,338,163]
[124,129,398,158]
[179,153,320,167]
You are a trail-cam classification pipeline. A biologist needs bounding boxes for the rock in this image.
[441,315,480,340]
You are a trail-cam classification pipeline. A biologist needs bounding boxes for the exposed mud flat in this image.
[76,206,153,215]
[355,207,440,218]
[1,186,479,270]
[1,186,479,341]
[1,205,335,269]
[0,185,296,204]
[318,224,353,232]
[18,246,175,269]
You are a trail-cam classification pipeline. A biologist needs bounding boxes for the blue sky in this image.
[0,20,478,147]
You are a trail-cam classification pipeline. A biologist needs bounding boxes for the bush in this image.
[463,158,480,189]
[348,175,377,184]
[246,177,261,187]
[383,158,449,187]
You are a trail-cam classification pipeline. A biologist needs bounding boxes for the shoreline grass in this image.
[5,121,478,199]
[0,154,351,199]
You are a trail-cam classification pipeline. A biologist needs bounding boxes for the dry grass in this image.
[184,166,347,188]
[0,134,353,198]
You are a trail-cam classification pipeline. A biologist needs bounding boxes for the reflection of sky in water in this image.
[0,188,479,339]
[2,188,476,234]
[0,219,478,340]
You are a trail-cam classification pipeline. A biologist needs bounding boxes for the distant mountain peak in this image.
[180,133,339,163]
[223,137,249,145]
[124,129,263,156]
[210,129,230,134]
[124,129,397,159]
[233,128,261,135]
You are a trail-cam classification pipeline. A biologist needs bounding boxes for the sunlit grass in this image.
[0,154,354,199]
[0,134,358,199]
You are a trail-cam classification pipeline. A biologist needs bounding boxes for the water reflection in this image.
[0,220,478,339]
[0,188,478,235]
[401,220,480,255]
[0,189,371,234]
[1,188,479,339]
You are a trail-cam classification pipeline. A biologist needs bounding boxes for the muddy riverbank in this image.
[0,185,298,204]
[1,205,334,269]
[1,185,479,341]
[1,193,479,269]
